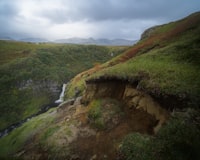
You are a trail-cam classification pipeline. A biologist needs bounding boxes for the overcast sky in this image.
[0,0,199,40]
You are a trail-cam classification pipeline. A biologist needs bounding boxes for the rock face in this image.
[18,79,60,99]
[140,25,158,40]
[123,85,169,133]
[81,80,126,104]
[81,79,169,133]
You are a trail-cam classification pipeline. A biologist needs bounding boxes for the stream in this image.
[0,84,67,139]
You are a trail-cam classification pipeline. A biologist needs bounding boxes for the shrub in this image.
[120,133,152,160]
[88,98,123,130]
[152,109,200,160]
[119,109,200,160]
[88,99,104,129]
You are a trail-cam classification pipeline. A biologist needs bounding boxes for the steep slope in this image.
[66,12,200,108]
[62,12,200,159]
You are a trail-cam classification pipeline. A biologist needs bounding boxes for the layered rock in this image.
[123,85,169,133]
[18,79,60,99]
[81,79,169,133]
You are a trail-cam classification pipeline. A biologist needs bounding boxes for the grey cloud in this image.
[79,0,200,21]
[91,19,157,39]
[38,0,200,23]
[0,1,18,17]
[0,0,20,38]
[0,0,199,40]
[38,10,68,24]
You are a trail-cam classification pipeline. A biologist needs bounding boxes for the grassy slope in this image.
[0,108,57,158]
[0,41,127,130]
[91,26,200,106]
[64,12,200,160]
[65,12,200,107]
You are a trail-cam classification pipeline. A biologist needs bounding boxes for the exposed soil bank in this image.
[71,107,157,160]
[82,78,170,133]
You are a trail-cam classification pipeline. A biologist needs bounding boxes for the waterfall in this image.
[55,84,67,103]
[0,84,67,138]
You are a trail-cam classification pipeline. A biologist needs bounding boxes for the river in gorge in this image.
[0,84,67,138]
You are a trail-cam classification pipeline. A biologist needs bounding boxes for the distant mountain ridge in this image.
[0,37,49,43]
[19,38,49,43]
[0,36,13,41]
[54,37,137,46]
[0,37,137,46]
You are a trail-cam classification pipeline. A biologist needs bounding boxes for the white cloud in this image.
[47,21,95,40]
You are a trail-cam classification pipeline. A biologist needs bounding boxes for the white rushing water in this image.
[0,84,67,138]
[55,83,67,103]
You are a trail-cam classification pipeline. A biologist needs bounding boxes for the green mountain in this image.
[0,12,200,160]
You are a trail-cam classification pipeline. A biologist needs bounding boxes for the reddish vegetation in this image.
[72,12,200,80]
[113,12,200,65]
[73,63,104,83]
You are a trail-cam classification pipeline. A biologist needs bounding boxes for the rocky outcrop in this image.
[140,25,158,40]
[81,79,126,104]
[18,79,60,99]
[81,79,169,133]
[123,85,169,133]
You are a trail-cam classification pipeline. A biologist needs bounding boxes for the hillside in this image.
[0,12,200,160]
[65,12,200,108]
[0,42,127,130]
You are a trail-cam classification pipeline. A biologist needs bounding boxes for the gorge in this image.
[0,83,68,139]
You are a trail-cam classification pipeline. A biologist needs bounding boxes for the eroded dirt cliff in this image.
[81,78,169,133]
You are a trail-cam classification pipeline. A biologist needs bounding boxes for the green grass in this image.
[120,109,200,160]
[120,133,151,160]
[0,95,50,130]
[88,99,104,130]
[90,26,200,106]
[88,98,123,130]
[96,47,199,94]
[64,78,86,99]
[155,21,177,34]
[40,125,60,142]
[0,108,57,158]
[152,109,200,160]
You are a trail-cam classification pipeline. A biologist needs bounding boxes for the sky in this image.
[0,0,200,40]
